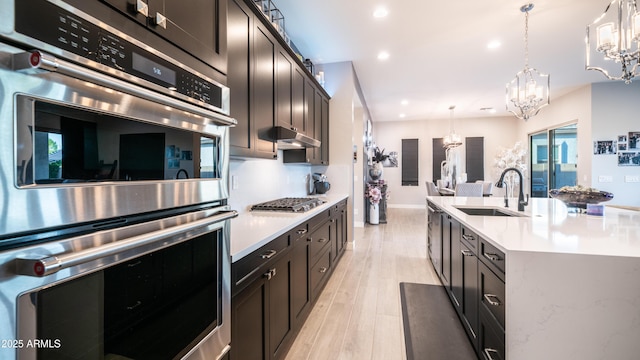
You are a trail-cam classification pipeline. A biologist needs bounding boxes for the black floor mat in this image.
[399,282,477,360]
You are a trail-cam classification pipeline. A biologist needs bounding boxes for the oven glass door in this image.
[33,229,222,359]
[20,97,221,186]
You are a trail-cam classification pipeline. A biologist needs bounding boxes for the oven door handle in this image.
[12,50,237,127]
[15,210,238,277]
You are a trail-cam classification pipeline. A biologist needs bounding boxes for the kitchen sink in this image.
[454,206,523,217]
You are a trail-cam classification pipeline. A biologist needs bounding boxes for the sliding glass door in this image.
[530,124,577,197]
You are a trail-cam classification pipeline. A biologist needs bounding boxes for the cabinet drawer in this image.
[460,226,479,254]
[233,234,289,292]
[308,221,331,264]
[479,238,505,277]
[479,261,505,330]
[479,309,505,360]
[310,247,331,300]
[330,199,347,215]
[308,209,330,232]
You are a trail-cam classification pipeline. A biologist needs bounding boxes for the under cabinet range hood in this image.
[273,126,321,149]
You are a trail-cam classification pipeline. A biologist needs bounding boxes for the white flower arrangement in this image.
[494,142,527,196]
[494,141,527,175]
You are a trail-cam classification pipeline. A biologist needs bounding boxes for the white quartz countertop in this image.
[427,196,640,258]
[230,194,349,262]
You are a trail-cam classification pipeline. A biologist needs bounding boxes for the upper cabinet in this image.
[101,0,227,73]
[228,0,277,159]
[227,0,330,162]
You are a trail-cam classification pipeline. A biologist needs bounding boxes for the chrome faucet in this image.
[495,167,529,211]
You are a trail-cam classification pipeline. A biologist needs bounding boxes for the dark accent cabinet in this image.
[227,0,330,161]
[228,0,277,159]
[101,0,227,73]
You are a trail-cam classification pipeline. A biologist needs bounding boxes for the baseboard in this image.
[387,204,425,209]
[354,221,365,228]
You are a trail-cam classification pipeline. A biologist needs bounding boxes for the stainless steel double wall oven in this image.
[0,0,235,359]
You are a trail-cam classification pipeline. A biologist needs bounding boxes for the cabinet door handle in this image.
[260,249,277,259]
[484,348,500,360]
[461,249,474,257]
[484,252,503,262]
[154,12,167,29]
[264,268,277,280]
[319,267,328,273]
[462,234,475,242]
[483,293,502,306]
[135,0,148,16]
[318,238,328,243]
[127,260,142,267]
[297,229,307,235]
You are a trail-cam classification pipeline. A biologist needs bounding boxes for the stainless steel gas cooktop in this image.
[250,197,326,212]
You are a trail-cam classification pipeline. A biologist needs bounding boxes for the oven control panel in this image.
[12,0,224,110]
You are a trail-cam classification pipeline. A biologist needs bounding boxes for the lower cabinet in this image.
[232,200,348,360]
[429,206,506,358]
[231,235,292,360]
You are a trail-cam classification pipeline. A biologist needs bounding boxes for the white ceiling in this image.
[273,0,616,122]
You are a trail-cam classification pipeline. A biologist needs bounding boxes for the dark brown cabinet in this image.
[231,233,291,360]
[232,199,348,360]
[101,0,227,72]
[228,0,276,159]
[429,207,506,358]
[227,0,329,161]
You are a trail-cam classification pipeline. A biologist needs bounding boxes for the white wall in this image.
[591,81,640,206]
[372,116,519,207]
[228,157,313,213]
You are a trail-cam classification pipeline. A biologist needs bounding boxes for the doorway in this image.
[530,124,577,197]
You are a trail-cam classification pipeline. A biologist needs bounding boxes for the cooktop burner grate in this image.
[251,197,326,212]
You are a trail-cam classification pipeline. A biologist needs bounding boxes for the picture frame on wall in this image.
[618,151,640,166]
[628,132,640,150]
[593,140,616,155]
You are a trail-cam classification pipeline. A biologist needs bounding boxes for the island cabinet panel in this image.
[232,199,348,360]
[427,202,443,277]
[441,214,453,287]
[431,208,506,358]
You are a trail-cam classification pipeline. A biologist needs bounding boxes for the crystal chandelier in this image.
[443,105,462,149]
[506,3,550,121]
[586,0,640,83]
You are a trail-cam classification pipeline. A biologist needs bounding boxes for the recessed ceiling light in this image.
[401,99,409,105]
[377,51,390,60]
[399,113,406,118]
[373,7,388,18]
[487,40,501,49]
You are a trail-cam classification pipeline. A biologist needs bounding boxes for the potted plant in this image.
[369,147,388,180]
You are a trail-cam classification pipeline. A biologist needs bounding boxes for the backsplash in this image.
[228,155,314,213]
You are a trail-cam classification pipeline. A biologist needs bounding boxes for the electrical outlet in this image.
[625,175,640,183]
[598,175,613,183]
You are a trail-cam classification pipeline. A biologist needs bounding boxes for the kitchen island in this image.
[427,196,640,360]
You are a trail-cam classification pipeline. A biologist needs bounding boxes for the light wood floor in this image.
[285,208,440,360]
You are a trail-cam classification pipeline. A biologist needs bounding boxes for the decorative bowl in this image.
[549,187,614,209]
